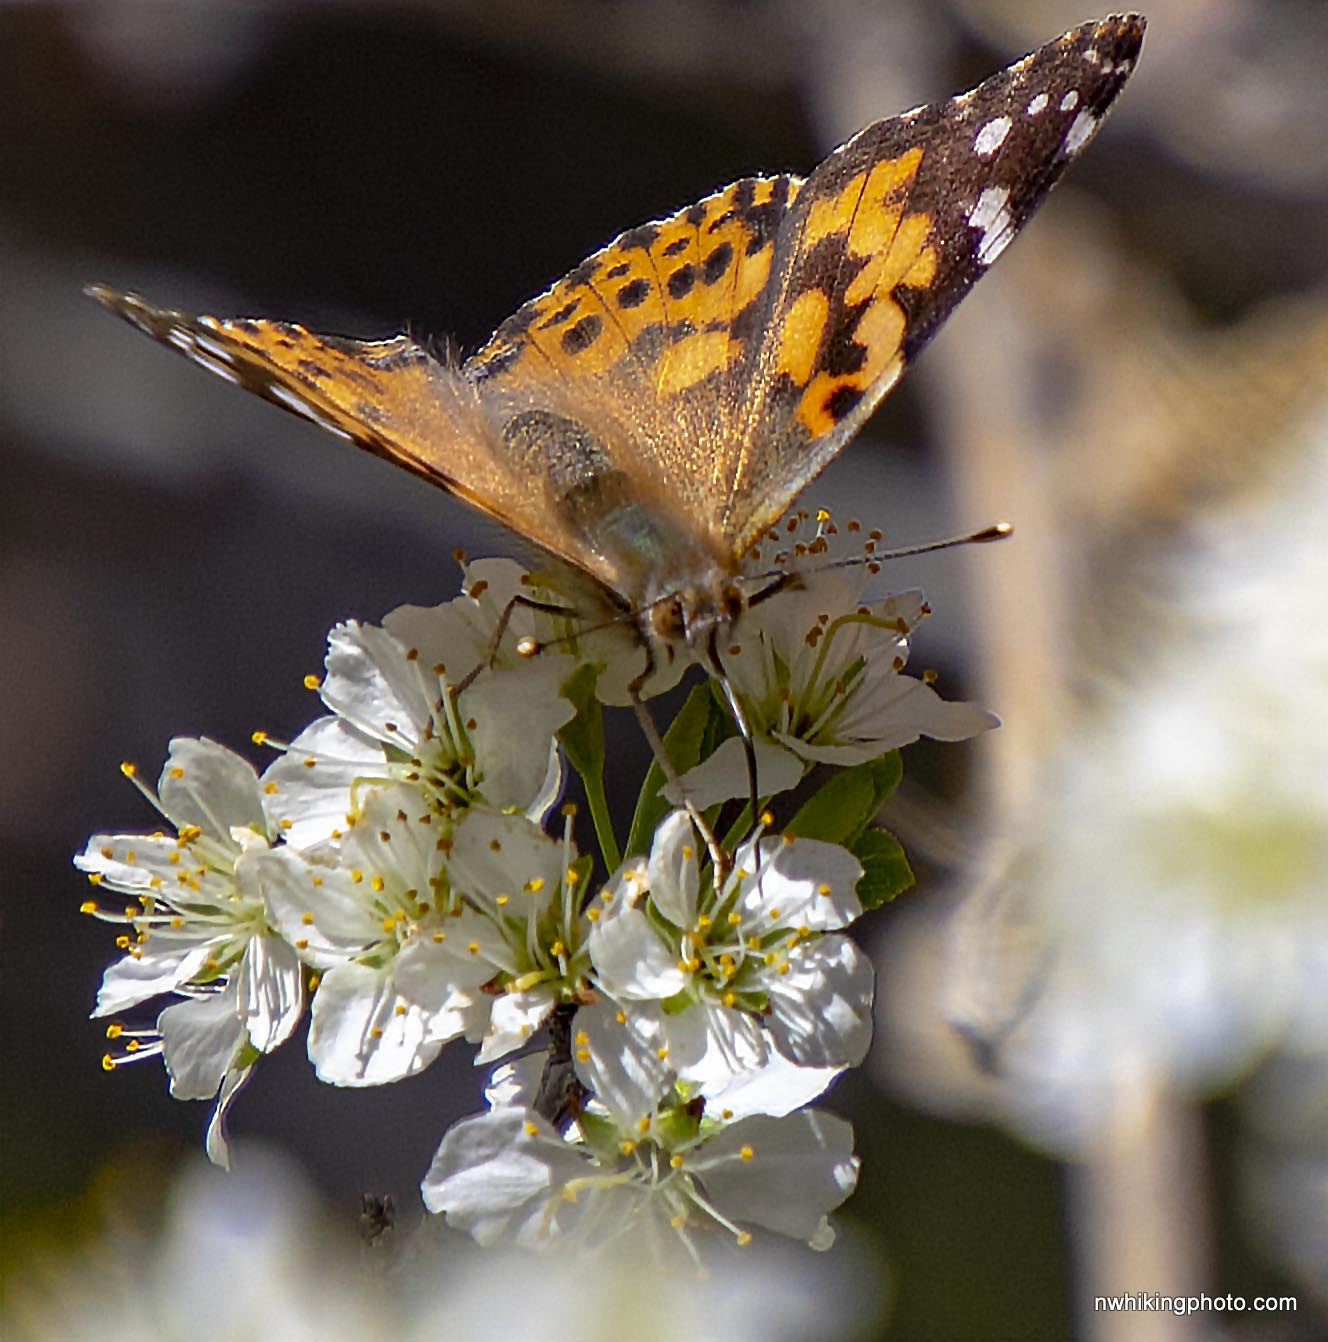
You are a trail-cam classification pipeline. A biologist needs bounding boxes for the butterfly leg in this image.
[628,664,731,888]
[706,634,764,872]
[452,591,581,695]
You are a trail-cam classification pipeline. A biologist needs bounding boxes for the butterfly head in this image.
[643,568,747,664]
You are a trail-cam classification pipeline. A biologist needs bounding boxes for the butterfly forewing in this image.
[84,284,640,594]
[719,14,1144,552]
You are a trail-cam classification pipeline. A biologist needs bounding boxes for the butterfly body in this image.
[89,15,1144,672]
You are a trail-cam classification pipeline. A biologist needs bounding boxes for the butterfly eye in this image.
[649,596,687,644]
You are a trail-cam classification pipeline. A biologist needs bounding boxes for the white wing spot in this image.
[974,115,1012,158]
[1063,110,1099,157]
[968,186,1013,267]
[1026,92,1049,115]
[167,327,195,353]
[189,352,241,386]
[1060,90,1080,112]
[193,333,234,364]
[269,383,319,421]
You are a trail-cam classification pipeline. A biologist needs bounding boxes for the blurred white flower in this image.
[926,424,1328,1152]
[4,1150,882,1341]
[422,1096,860,1257]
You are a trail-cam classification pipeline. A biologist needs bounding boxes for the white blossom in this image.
[422,1096,859,1257]
[672,515,996,806]
[259,560,573,848]
[74,738,303,1165]
[589,812,871,1102]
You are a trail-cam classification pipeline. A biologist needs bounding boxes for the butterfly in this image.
[89,15,1142,717]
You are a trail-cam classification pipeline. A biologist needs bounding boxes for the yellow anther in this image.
[251,731,268,746]
[524,1121,538,1136]
[169,766,184,779]
[80,899,97,914]
[739,1145,754,1161]
[119,761,137,778]
[370,875,385,892]
[350,870,363,884]
[670,1154,684,1169]
[736,1231,752,1246]
[369,1027,383,1039]
[86,874,103,888]
[303,674,321,690]
[525,876,544,894]
[105,1023,123,1039]
[102,1055,116,1071]
[817,883,831,897]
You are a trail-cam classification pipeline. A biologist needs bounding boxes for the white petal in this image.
[693,1110,859,1239]
[421,1107,587,1246]
[571,996,670,1126]
[159,987,246,1100]
[306,960,452,1086]
[701,1051,846,1119]
[765,937,875,1068]
[259,716,386,848]
[737,836,864,932]
[447,809,565,910]
[461,659,576,810]
[667,736,804,808]
[589,903,683,999]
[255,847,380,964]
[646,810,702,926]
[94,935,217,1016]
[158,738,266,840]
[203,1062,254,1169]
[476,988,555,1063]
[234,934,305,1052]
[668,998,767,1086]
[320,620,434,744]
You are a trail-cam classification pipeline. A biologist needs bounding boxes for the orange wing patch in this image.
[469,174,801,402]
[777,149,940,438]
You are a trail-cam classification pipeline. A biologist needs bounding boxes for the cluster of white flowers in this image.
[76,514,994,1256]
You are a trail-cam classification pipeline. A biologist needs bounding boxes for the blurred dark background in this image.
[3,2,1326,1337]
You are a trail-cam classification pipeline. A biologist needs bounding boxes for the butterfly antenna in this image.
[747,521,1013,606]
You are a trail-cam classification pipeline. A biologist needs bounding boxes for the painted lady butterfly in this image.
[90,15,1143,683]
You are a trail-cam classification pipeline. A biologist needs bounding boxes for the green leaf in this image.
[625,683,729,859]
[851,826,914,909]
[556,664,619,872]
[785,751,902,847]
